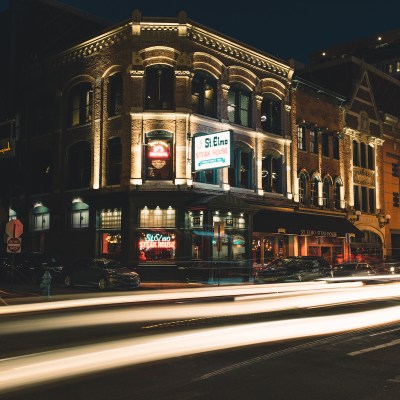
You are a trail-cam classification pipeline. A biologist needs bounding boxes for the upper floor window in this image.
[191,71,217,118]
[298,172,308,205]
[67,141,91,189]
[261,95,281,134]
[310,129,318,154]
[68,82,92,127]
[368,145,375,170]
[333,135,340,160]
[322,132,329,157]
[228,83,251,127]
[106,137,122,185]
[353,140,375,170]
[297,126,306,150]
[145,131,173,180]
[353,140,359,166]
[262,152,282,194]
[310,176,320,206]
[322,177,332,208]
[145,65,174,110]
[334,181,342,209]
[228,144,253,189]
[360,142,367,167]
[108,72,123,117]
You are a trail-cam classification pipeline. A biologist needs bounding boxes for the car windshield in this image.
[96,260,122,269]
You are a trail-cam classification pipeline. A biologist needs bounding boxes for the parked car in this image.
[254,256,332,284]
[331,262,375,277]
[63,258,140,290]
[375,261,400,275]
[0,252,64,284]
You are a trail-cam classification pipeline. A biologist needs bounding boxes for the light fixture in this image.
[379,214,391,228]
[348,210,361,224]
[261,114,267,122]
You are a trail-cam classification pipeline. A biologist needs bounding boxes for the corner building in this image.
[9,9,297,279]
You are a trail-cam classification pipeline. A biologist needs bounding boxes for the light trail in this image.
[1,282,400,335]
[0,281,363,316]
[0,304,400,394]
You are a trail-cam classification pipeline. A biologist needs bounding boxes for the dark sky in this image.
[2,0,400,64]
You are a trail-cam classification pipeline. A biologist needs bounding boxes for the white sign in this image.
[193,130,232,171]
[7,237,21,253]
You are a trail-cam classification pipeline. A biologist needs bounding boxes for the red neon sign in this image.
[148,141,170,159]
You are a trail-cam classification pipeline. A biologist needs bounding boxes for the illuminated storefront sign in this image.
[0,138,15,159]
[300,230,337,237]
[139,232,176,249]
[147,140,170,159]
[192,130,232,171]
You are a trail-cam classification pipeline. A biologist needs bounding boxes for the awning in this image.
[253,210,363,238]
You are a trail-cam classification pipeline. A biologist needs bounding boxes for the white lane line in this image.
[388,375,400,383]
[348,339,400,356]
[369,327,400,336]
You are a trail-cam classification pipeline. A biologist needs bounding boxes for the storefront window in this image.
[139,230,176,263]
[101,233,122,258]
[140,207,176,228]
[99,209,122,258]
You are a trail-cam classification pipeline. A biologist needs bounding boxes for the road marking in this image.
[370,327,400,336]
[348,339,400,356]
[388,375,400,383]
[0,297,8,306]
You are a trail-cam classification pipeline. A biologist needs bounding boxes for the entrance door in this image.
[321,246,332,264]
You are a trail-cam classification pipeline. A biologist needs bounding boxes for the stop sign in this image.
[5,219,23,238]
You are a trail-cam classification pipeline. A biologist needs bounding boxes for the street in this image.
[1,281,400,399]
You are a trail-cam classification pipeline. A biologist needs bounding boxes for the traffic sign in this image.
[7,237,21,253]
[5,219,23,238]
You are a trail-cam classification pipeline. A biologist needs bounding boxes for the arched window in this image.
[191,71,217,118]
[262,152,282,193]
[145,65,174,110]
[228,143,253,189]
[108,72,123,117]
[352,140,359,166]
[67,141,91,189]
[298,172,308,205]
[68,82,92,127]
[261,95,281,134]
[310,176,320,206]
[322,177,332,208]
[228,83,251,127]
[106,137,122,185]
[30,150,52,194]
[334,181,342,209]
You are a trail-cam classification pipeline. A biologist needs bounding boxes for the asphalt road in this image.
[1,282,400,399]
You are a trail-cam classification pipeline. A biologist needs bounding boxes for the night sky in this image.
[1,0,400,63]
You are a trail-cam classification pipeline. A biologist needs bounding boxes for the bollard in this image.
[40,270,52,300]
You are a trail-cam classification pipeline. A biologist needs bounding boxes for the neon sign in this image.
[148,140,170,159]
[139,232,176,250]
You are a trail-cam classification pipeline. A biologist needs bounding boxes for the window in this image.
[193,169,217,184]
[334,181,341,209]
[299,172,308,205]
[145,65,174,110]
[353,140,359,166]
[67,141,91,189]
[368,146,374,170]
[297,126,306,150]
[71,201,89,229]
[310,129,318,154]
[261,95,281,134]
[354,185,360,211]
[228,145,253,189]
[228,83,251,127]
[262,152,282,193]
[140,207,176,228]
[100,209,122,229]
[393,192,400,207]
[32,205,50,231]
[30,150,52,194]
[106,137,122,185]
[191,72,217,118]
[108,72,123,117]
[333,135,340,159]
[145,131,173,180]
[360,143,367,168]
[310,177,320,206]
[391,163,398,177]
[323,177,331,208]
[68,82,92,127]
[322,132,329,157]
[354,185,375,213]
